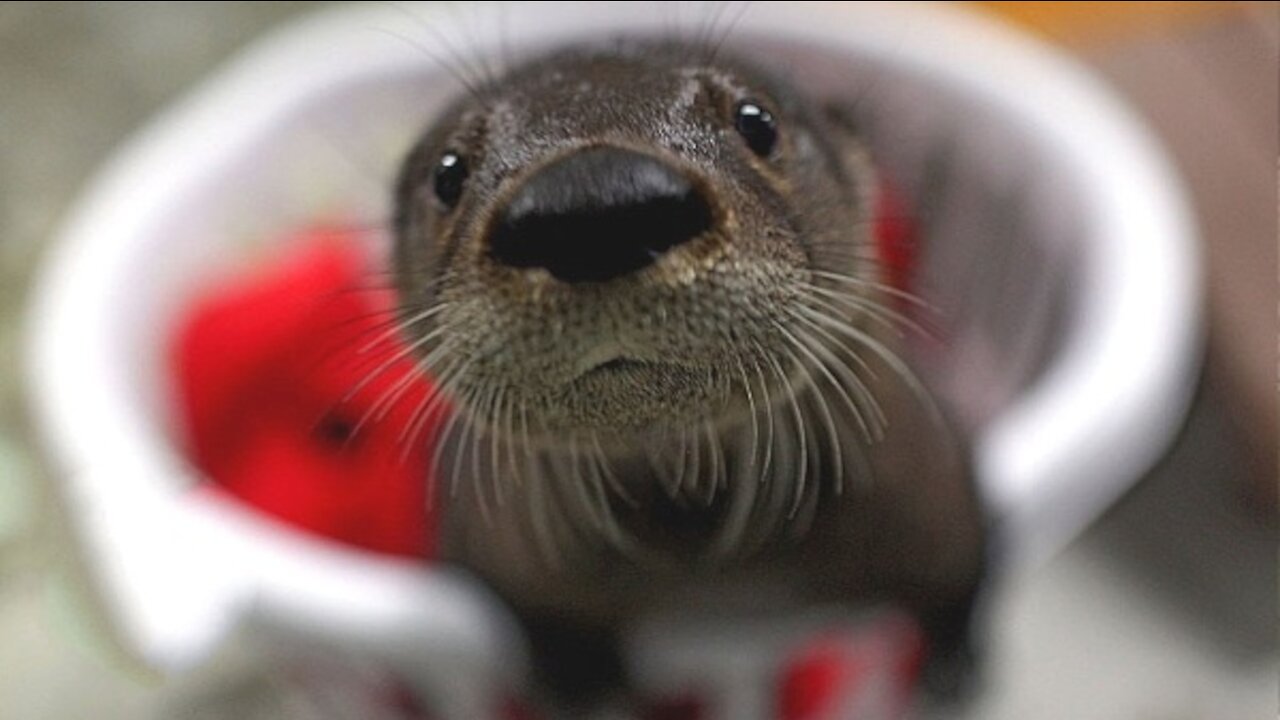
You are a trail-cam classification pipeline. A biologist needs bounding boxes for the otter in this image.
[391,40,987,711]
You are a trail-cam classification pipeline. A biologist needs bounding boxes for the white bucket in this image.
[25,2,1201,716]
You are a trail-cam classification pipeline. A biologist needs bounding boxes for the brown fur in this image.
[391,40,987,706]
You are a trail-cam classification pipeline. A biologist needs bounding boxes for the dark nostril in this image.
[488,146,714,283]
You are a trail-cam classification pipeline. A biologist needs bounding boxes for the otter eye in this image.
[734,100,778,157]
[434,151,469,208]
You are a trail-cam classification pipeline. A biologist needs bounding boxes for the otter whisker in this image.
[305,300,439,378]
[805,287,939,353]
[664,426,689,500]
[313,304,401,341]
[323,308,406,345]
[358,302,452,355]
[513,402,563,569]
[799,281,910,339]
[708,425,759,559]
[702,420,722,505]
[798,302,943,430]
[785,316,880,489]
[775,342,827,500]
[501,392,522,490]
[583,442,628,549]
[707,2,755,66]
[502,397,522,491]
[426,384,466,505]
[788,309,878,435]
[585,446,618,542]
[651,429,672,498]
[809,268,937,316]
[787,304,886,439]
[526,449,562,571]
[793,303,890,436]
[401,350,470,482]
[686,424,702,502]
[526,422,587,564]
[591,432,637,507]
[469,383,500,518]
[446,0,500,93]
[756,341,808,518]
[733,357,761,477]
[494,0,513,80]
[467,392,497,525]
[563,433,602,532]
[455,385,501,523]
[397,352,460,449]
[367,23,493,111]
[665,0,686,48]
[713,423,728,492]
[341,319,451,408]
[690,1,732,64]
[796,295,884,380]
[842,320,947,430]
[334,333,457,459]
[375,2,496,108]
[550,436,601,560]
[447,386,481,504]
[796,328,879,495]
[772,321,846,491]
[763,387,799,535]
[487,387,508,508]
[342,338,457,448]
[518,397,535,480]
[747,353,776,487]
[658,427,686,499]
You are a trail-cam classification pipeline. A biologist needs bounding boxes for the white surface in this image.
[24,1,1202,713]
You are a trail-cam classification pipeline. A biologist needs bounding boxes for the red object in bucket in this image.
[778,616,926,720]
[172,231,443,558]
[873,179,918,295]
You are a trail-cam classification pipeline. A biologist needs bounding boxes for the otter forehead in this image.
[469,47,779,180]
[499,50,707,122]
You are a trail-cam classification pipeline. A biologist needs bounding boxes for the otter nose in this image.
[489,147,713,283]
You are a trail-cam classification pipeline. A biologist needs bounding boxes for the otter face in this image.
[393,42,874,439]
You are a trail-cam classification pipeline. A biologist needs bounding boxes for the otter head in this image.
[393,41,877,447]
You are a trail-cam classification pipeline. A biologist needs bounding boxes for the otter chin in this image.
[391,38,987,707]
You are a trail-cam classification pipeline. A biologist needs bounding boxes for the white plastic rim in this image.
[25,0,1201,696]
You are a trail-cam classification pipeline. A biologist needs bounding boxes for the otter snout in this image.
[488,146,714,283]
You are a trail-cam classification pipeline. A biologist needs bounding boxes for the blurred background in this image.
[0,2,1274,718]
